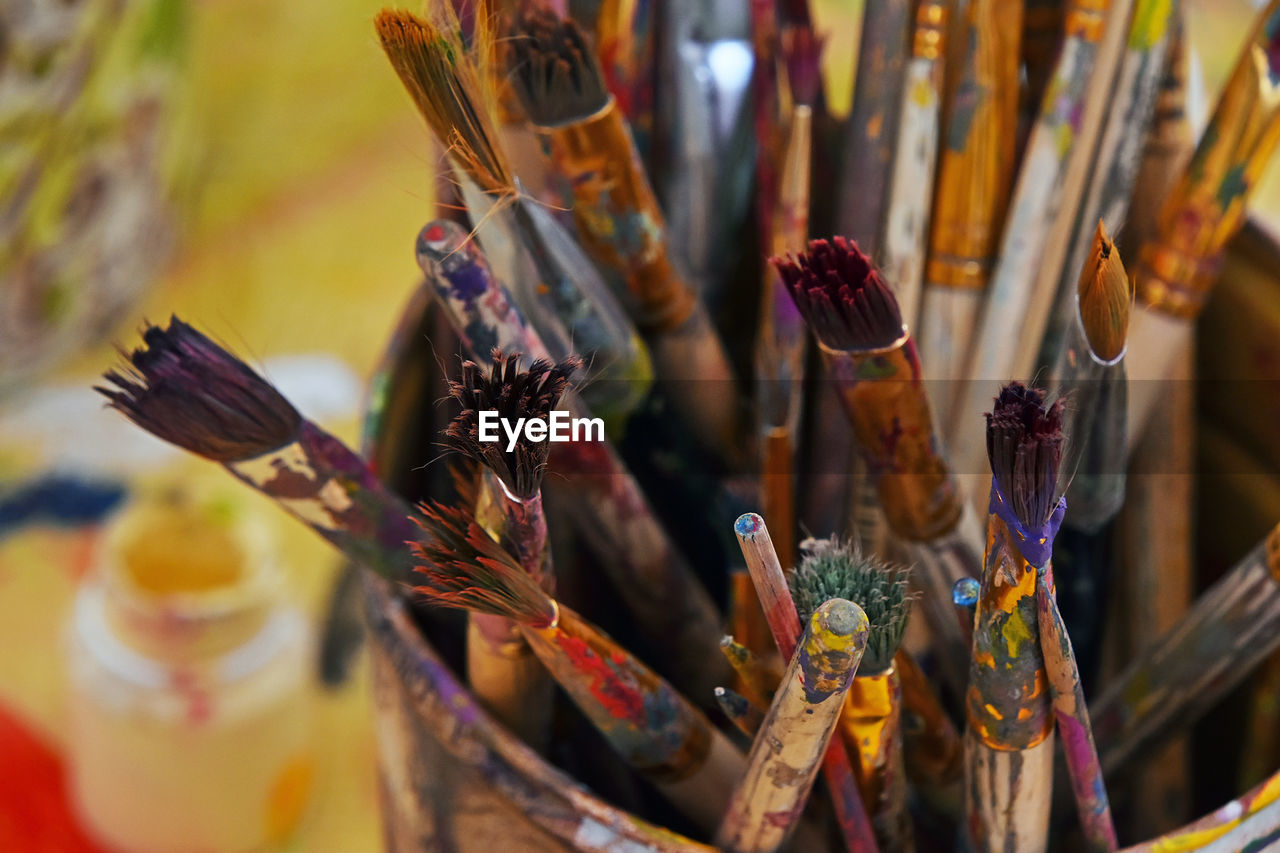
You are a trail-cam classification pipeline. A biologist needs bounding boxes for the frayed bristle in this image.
[506,8,609,126]
[96,317,301,462]
[985,382,1067,529]
[410,500,558,626]
[788,536,911,673]
[782,25,824,107]
[771,237,904,350]
[1078,221,1132,361]
[442,350,580,498]
[375,7,513,196]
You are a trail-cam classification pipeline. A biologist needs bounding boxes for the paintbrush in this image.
[440,351,578,749]
[719,635,781,711]
[375,6,653,428]
[716,598,870,853]
[411,500,745,836]
[97,318,420,586]
[591,0,657,163]
[789,536,914,852]
[416,219,729,702]
[1126,0,1280,448]
[1038,0,1176,369]
[714,686,766,739]
[950,0,1130,490]
[915,0,1021,427]
[1053,222,1133,530]
[835,0,912,257]
[505,9,744,468]
[964,382,1068,852]
[733,513,880,852]
[1091,520,1280,779]
[772,238,980,695]
[881,0,950,332]
[757,97,816,569]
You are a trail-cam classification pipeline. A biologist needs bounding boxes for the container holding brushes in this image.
[86,0,1280,849]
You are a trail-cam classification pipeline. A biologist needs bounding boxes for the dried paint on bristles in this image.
[985,382,1067,529]
[788,535,911,673]
[442,350,580,499]
[411,500,558,627]
[772,237,905,351]
[375,7,513,196]
[1078,221,1132,361]
[97,317,301,462]
[782,25,824,107]
[507,9,609,126]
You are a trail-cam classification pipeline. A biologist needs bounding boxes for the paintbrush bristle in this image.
[782,26,824,108]
[96,317,301,463]
[411,500,558,626]
[375,7,513,196]
[985,382,1067,529]
[1078,221,1132,361]
[772,237,905,350]
[442,350,580,499]
[788,535,911,673]
[507,9,609,126]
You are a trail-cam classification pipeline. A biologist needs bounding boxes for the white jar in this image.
[66,495,315,853]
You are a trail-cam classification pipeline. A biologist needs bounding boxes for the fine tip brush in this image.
[790,536,915,851]
[1077,221,1132,365]
[441,350,580,749]
[410,499,746,836]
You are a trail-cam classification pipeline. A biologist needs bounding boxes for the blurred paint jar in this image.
[66,493,314,852]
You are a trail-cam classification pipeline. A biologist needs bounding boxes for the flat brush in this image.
[773,238,980,695]
[506,9,744,468]
[411,501,745,836]
[442,351,578,749]
[416,219,729,702]
[790,536,914,852]
[375,6,652,427]
[97,318,418,585]
[716,599,869,853]
[965,383,1066,852]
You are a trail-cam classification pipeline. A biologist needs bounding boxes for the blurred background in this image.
[0,0,1277,850]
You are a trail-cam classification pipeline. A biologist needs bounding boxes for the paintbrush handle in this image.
[225,421,418,584]
[882,0,949,332]
[733,513,880,852]
[1116,767,1280,852]
[963,729,1055,852]
[717,599,870,853]
[720,635,782,709]
[466,615,554,753]
[915,285,982,435]
[522,605,745,835]
[1092,523,1280,775]
[820,339,964,542]
[895,648,963,787]
[1036,578,1117,852]
[837,0,913,254]
[840,669,913,852]
[715,687,766,738]
[476,472,554,593]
